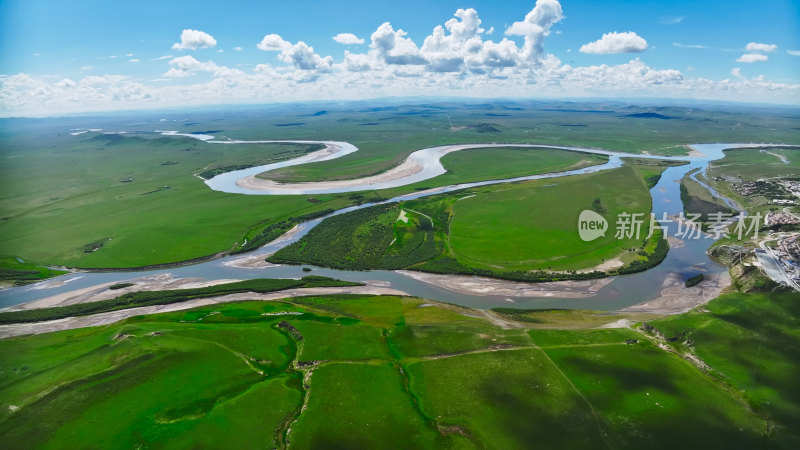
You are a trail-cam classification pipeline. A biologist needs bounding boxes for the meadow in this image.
[1,101,798,272]
[1,290,797,448]
[270,163,667,278]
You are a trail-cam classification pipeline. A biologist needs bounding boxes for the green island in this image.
[269,163,669,280]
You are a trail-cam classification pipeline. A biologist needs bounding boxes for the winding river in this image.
[0,136,787,311]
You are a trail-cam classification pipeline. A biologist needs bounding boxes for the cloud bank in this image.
[1,0,798,116]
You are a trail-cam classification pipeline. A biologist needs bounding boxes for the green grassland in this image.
[251,102,800,183]
[271,164,668,278]
[2,102,797,271]
[647,291,800,443]
[491,308,661,329]
[1,291,797,447]
[446,165,655,272]
[0,134,361,269]
[0,137,598,272]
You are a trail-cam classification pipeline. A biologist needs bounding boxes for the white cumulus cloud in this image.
[333,33,365,45]
[580,31,648,54]
[420,8,486,72]
[172,29,217,50]
[257,34,290,51]
[370,22,427,65]
[736,53,768,63]
[788,50,800,56]
[506,0,564,63]
[258,34,333,71]
[745,42,777,52]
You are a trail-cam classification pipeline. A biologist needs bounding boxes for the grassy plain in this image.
[2,291,797,447]
[256,102,800,182]
[649,291,800,443]
[448,165,652,271]
[1,102,797,270]
[271,164,666,276]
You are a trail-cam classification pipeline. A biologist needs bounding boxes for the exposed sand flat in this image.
[396,270,615,298]
[0,285,409,339]
[237,157,424,193]
[2,274,243,311]
[666,235,686,249]
[576,258,623,273]
[222,254,279,269]
[619,271,731,315]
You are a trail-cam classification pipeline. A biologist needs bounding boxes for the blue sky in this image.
[1,0,798,116]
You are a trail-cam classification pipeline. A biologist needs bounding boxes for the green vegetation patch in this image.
[269,204,438,270]
[1,290,796,447]
[684,273,704,287]
[407,349,606,448]
[448,165,655,272]
[541,342,767,448]
[288,363,442,448]
[493,308,659,329]
[649,291,800,444]
[0,257,67,286]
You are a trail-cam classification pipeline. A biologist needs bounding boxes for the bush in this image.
[685,274,704,287]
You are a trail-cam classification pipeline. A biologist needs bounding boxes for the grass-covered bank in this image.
[1,291,798,447]
[0,257,67,288]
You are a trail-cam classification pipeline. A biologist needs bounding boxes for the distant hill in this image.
[624,112,676,120]
[469,123,502,133]
[85,133,144,145]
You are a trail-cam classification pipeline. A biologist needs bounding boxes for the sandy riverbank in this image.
[237,157,423,192]
[395,270,615,298]
[2,274,243,311]
[620,270,731,315]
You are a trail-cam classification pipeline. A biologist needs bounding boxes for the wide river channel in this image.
[0,139,782,310]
